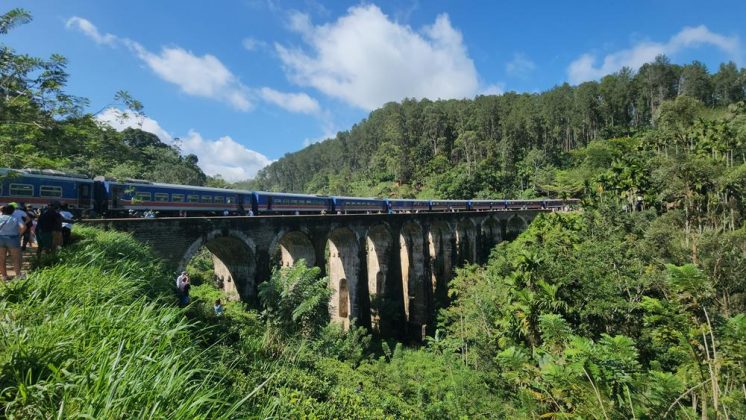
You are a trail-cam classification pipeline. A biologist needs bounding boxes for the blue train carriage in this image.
[0,168,95,214]
[387,198,431,213]
[254,191,332,214]
[332,196,387,214]
[430,199,470,212]
[506,199,548,210]
[97,177,250,216]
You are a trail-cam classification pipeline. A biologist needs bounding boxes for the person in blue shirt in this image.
[214,299,224,317]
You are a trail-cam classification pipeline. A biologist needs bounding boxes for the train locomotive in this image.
[1,168,579,217]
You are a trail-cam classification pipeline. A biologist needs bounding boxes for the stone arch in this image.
[271,229,315,268]
[365,224,393,333]
[507,215,528,239]
[428,221,453,309]
[179,230,256,301]
[481,216,502,261]
[400,221,427,329]
[456,219,478,265]
[327,227,359,330]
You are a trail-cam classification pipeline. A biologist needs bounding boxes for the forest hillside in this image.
[253,57,746,203]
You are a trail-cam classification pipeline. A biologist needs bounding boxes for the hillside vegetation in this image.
[254,57,746,202]
[2,7,746,419]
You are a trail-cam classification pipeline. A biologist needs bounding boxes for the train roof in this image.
[253,191,329,198]
[99,178,254,194]
[1,167,94,183]
[332,196,383,200]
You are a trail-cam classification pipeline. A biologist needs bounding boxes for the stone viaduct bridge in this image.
[84,210,543,338]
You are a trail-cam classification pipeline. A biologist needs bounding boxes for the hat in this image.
[8,202,18,208]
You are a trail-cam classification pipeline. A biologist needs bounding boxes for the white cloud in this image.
[67,16,252,111]
[259,87,320,114]
[242,37,267,51]
[179,131,272,181]
[506,53,536,78]
[568,25,742,84]
[128,43,253,111]
[479,83,504,96]
[96,108,271,181]
[65,16,117,45]
[275,5,481,110]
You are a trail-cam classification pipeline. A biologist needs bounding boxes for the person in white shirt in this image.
[0,205,26,280]
[176,271,188,289]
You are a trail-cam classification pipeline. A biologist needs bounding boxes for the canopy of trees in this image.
[254,56,746,201]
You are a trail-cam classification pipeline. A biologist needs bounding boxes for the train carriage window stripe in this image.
[39,185,63,198]
[10,184,34,196]
[134,192,151,201]
[154,193,170,202]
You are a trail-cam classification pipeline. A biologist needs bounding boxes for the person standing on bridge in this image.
[0,205,26,281]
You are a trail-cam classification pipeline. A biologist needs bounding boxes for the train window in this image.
[214,196,225,204]
[154,193,169,202]
[172,194,185,202]
[9,184,33,196]
[39,185,63,198]
[201,195,212,203]
[226,196,234,204]
[134,192,151,201]
[188,195,199,203]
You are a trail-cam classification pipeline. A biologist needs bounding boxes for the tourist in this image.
[59,203,74,246]
[0,205,26,281]
[21,204,35,251]
[176,271,188,289]
[36,202,63,261]
[214,299,224,317]
[179,276,191,306]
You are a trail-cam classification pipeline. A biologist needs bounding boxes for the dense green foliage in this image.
[3,7,746,419]
[254,57,746,200]
[0,9,208,184]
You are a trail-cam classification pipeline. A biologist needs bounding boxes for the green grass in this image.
[0,226,238,418]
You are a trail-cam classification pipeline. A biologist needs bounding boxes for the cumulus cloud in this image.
[179,131,273,181]
[67,16,252,111]
[127,43,253,111]
[242,37,268,51]
[65,16,117,45]
[479,83,505,96]
[506,53,536,78]
[259,87,320,114]
[96,108,271,181]
[275,5,481,110]
[568,25,742,84]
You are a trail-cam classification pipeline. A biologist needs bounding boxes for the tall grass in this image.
[0,227,240,418]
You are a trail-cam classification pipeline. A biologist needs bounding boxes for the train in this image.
[0,168,579,217]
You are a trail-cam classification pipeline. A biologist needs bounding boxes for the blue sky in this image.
[4,1,745,180]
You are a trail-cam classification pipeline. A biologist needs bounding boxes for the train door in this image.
[78,183,92,209]
[237,194,245,215]
[111,185,123,209]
